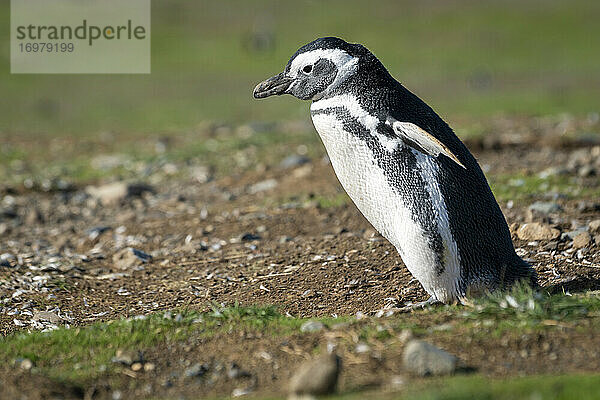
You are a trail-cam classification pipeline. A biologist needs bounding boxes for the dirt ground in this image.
[1,118,600,398]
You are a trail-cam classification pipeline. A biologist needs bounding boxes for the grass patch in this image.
[3,295,600,397]
[403,373,600,400]
[327,374,600,400]
[0,128,322,186]
[459,284,600,331]
[314,193,351,209]
[489,173,600,202]
[0,304,342,385]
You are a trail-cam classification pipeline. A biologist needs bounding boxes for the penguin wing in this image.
[385,116,466,169]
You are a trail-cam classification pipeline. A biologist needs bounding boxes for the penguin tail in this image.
[498,257,538,290]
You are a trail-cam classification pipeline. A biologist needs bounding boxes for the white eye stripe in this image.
[289,48,358,98]
[289,49,356,78]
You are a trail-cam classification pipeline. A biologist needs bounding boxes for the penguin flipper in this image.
[385,117,466,169]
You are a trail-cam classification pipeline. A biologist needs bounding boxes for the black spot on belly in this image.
[312,107,446,274]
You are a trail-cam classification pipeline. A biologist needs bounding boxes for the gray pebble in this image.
[528,201,561,215]
[248,179,277,194]
[573,232,592,249]
[288,353,340,396]
[562,228,588,241]
[112,350,140,366]
[112,247,152,270]
[280,154,310,169]
[32,311,62,325]
[402,340,458,376]
[300,321,325,333]
[589,219,600,235]
[185,362,209,378]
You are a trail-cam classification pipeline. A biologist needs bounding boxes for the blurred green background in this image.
[1,0,599,136]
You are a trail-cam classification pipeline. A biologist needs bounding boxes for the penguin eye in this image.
[302,65,313,74]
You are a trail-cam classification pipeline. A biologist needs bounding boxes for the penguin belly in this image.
[311,110,462,302]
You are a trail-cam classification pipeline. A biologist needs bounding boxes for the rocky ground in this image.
[1,115,600,398]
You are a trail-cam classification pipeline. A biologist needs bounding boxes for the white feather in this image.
[414,152,462,299]
[313,94,400,152]
[311,94,462,302]
[387,119,466,168]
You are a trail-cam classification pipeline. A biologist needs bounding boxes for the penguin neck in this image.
[321,62,398,118]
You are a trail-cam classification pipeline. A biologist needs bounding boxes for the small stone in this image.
[232,387,253,397]
[0,253,15,267]
[32,311,62,325]
[16,358,33,370]
[589,220,600,235]
[131,362,143,371]
[112,350,139,366]
[300,320,324,333]
[509,222,520,234]
[25,208,44,225]
[227,362,251,379]
[86,182,128,205]
[292,164,313,179]
[389,375,406,389]
[516,223,560,241]
[355,343,370,354]
[528,201,561,215]
[288,353,341,396]
[280,154,310,169]
[542,241,559,251]
[562,228,588,240]
[577,201,600,212]
[86,182,154,205]
[1,207,18,219]
[398,329,413,344]
[240,233,261,242]
[248,179,277,194]
[112,247,152,270]
[185,363,208,378]
[572,232,592,249]
[538,166,568,179]
[87,226,112,241]
[190,166,211,183]
[144,362,155,372]
[578,165,596,177]
[402,340,458,376]
[279,236,293,244]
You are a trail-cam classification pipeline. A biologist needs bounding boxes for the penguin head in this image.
[254,37,373,101]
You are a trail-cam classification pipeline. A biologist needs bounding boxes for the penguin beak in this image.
[253,73,294,99]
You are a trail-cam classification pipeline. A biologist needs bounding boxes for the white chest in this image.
[310,106,461,302]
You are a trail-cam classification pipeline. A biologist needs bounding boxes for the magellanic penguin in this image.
[253,37,536,306]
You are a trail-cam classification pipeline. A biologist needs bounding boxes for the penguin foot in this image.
[392,297,442,313]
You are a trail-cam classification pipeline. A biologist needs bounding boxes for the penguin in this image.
[253,37,536,306]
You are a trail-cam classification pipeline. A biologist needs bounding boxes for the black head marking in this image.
[254,37,372,101]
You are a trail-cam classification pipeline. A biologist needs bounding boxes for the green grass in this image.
[0,127,322,185]
[458,284,600,333]
[489,172,600,203]
[324,374,600,400]
[0,304,341,384]
[403,374,600,400]
[3,290,600,398]
[1,0,599,136]
[314,192,351,209]
[3,289,599,386]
